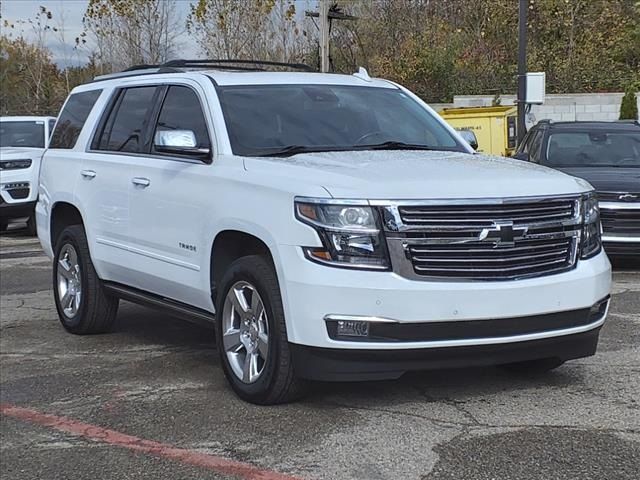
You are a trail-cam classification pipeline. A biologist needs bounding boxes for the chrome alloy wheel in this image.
[222,281,270,384]
[57,244,82,318]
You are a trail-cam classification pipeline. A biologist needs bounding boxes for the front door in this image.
[126,84,215,311]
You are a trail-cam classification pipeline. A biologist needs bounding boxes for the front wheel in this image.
[26,215,37,236]
[215,255,305,404]
[53,225,119,334]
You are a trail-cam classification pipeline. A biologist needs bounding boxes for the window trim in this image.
[150,85,213,163]
[87,82,214,164]
[90,85,163,154]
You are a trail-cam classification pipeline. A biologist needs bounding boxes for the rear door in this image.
[126,83,215,310]
[77,85,161,284]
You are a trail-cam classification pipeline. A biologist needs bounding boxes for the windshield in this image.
[218,84,463,156]
[0,121,46,148]
[545,130,640,167]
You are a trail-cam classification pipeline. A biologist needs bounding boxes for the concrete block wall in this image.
[449,93,639,126]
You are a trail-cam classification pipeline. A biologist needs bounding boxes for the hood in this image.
[0,147,45,160]
[555,166,640,193]
[243,150,591,199]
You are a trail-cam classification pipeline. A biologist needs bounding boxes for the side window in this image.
[152,86,211,154]
[528,131,544,163]
[49,90,102,149]
[95,86,158,153]
[517,129,535,154]
[48,119,56,138]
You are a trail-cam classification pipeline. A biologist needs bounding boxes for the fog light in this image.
[588,297,609,322]
[337,320,370,337]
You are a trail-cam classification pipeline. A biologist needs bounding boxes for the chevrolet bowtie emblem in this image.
[618,193,638,202]
[478,222,528,247]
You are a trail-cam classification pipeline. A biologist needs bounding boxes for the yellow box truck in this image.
[439,106,518,156]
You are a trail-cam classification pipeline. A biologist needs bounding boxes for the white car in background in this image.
[0,116,56,234]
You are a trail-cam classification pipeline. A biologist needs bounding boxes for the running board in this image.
[103,282,215,327]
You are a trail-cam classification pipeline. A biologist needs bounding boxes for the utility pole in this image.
[516,0,528,146]
[319,0,330,73]
[306,3,357,73]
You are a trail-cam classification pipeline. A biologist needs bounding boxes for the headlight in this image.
[581,192,602,259]
[0,159,32,170]
[295,199,390,270]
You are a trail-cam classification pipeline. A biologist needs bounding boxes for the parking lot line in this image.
[1,404,301,480]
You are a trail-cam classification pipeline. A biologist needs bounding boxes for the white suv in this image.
[37,61,612,404]
[1,116,56,234]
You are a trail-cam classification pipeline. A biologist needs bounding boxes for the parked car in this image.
[37,60,611,404]
[514,120,639,257]
[1,116,57,234]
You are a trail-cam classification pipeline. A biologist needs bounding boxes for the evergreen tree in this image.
[619,87,638,120]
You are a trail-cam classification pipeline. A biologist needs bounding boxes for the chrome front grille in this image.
[379,195,583,281]
[406,237,576,279]
[600,208,640,236]
[397,198,576,228]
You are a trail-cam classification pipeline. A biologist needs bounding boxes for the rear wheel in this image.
[501,358,565,374]
[215,255,305,404]
[26,215,37,236]
[53,225,119,334]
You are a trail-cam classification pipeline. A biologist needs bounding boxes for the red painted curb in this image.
[1,404,302,480]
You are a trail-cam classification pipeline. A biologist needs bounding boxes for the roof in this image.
[205,70,395,88]
[539,120,640,130]
[81,58,398,92]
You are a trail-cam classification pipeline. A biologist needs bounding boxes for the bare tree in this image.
[83,0,185,72]
[187,0,306,62]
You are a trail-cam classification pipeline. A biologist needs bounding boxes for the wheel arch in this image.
[50,201,85,248]
[210,230,276,305]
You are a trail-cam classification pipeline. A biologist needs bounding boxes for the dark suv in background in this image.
[514,120,640,257]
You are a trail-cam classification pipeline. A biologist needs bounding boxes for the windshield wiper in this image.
[254,145,349,158]
[356,141,442,151]
[253,141,455,158]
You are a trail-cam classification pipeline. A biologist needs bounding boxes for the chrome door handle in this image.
[80,170,96,179]
[132,177,151,188]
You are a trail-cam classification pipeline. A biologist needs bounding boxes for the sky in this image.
[0,0,316,68]
[0,0,198,67]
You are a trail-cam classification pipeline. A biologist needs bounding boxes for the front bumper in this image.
[0,199,36,220]
[278,245,611,350]
[291,326,601,381]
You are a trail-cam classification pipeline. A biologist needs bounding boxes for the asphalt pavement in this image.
[1,222,639,480]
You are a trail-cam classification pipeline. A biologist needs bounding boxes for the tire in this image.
[26,215,37,236]
[53,225,119,334]
[215,255,306,404]
[501,358,565,374]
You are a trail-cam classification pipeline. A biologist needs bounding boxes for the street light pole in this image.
[517,0,528,146]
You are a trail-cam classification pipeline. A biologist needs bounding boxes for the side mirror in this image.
[458,130,479,151]
[154,130,211,162]
[512,152,530,161]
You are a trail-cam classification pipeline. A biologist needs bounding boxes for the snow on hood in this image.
[243,150,592,200]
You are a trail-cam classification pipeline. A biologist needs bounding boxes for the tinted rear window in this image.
[50,90,102,149]
[0,121,45,148]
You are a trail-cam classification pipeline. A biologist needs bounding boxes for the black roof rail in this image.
[162,59,315,72]
[93,58,316,82]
